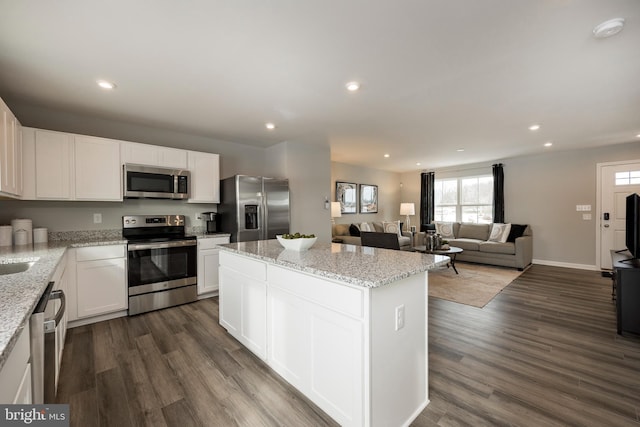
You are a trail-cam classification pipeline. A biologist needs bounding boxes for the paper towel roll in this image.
[0,226,12,246]
[33,227,48,244]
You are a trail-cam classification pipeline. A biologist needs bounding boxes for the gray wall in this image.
[269,139,332,243]
[331,162,402,225]
[400,141,640,269]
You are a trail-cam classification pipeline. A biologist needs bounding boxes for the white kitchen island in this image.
[218,240,449,427]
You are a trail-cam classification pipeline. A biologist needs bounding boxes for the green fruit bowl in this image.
[276,235,317,251]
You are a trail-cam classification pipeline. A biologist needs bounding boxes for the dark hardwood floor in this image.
[56,264,640,426]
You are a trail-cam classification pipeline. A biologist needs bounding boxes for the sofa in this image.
[332,221,414,250]
[425,222,533,270]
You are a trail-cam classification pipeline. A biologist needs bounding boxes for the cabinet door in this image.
[267,284,364,426]
[197,248,220,295]
[219,265,267,360]
[76,257,127,318]
[35,130,72,199]
[0,99,21,196]
[121,141,159,166]
[74,135,122,200]
[158,146,187,169]
[187,151,220,203]
[121,141,187,169]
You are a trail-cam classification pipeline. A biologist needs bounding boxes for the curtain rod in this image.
[421,163,497,174]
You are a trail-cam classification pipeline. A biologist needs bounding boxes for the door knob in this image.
[604,224,610,228]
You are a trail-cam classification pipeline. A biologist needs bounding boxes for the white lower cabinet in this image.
[219,252,267,359]
[219,250,429,427]
[0,323,32,404]
[197,236,230,296]
[73,245,127,321]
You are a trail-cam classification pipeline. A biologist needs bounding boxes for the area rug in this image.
[428,262,523,308]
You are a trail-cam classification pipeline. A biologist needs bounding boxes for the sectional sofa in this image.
[428,221,533,270]
[331,221,414,250]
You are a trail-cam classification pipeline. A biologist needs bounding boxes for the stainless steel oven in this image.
[123,215,197,315]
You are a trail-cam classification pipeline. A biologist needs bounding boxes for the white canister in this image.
[33,228,48,244]
[11,219,33,244]
[14,229,28,246]
[0,226,12,246]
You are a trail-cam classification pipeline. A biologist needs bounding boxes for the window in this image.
[615,170,640,186]
[434,175,493,223]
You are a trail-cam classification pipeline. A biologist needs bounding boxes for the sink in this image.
[0,261,36,275]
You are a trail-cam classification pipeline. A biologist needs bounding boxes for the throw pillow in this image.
[360,222,373,232]
[435,221,455,239]
[383,221,402,237]
[349,224,361,237]
[507,224,528,242]
[489,223,512,243]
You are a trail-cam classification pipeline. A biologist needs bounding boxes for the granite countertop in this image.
[0,237,126,371]
[193,233,231,239]
[219,239,450,288]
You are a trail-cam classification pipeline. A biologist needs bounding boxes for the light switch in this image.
[583,213,592,220]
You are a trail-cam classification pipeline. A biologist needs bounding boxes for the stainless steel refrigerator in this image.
[219,175,290,242]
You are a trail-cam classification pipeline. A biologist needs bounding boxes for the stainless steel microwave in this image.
[123,164,190,199]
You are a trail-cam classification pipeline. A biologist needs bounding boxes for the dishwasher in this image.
[30,281,66,404]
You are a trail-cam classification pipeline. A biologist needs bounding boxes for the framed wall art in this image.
[359,184,378,213]
[336,181,357,214]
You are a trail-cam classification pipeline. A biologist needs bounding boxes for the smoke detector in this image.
[593,18,625,39]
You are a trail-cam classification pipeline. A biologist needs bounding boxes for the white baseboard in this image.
[532,259,599,271]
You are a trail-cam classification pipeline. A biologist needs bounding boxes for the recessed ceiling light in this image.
[383,153,390,158]
[593,18,625,39]
[97,80,116,90]
[456,148,465,152]
[416,162,421,166]
[544,141,553,147]
[528,124,541,131]
[265,122,276,130]
[346,81,360,92]
[636,133,640,138]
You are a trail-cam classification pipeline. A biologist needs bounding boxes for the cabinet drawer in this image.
[76,245,125,261]
[268,265,365,319]
[198,236,230,249]
[219,251,266,281]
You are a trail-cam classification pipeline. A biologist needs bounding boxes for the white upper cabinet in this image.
[74,135,121,200]
[187,151,220,203]
[0,97,22,197]
[34,129,73,200]
[121,141,188,169]
[22,128,121,201]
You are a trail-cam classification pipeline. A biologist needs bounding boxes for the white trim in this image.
[533,259,598,271]
[67,309,127,328]
[595,159,640,270]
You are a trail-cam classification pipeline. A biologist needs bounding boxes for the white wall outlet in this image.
[395,304,405,331]
[93,213,102,224]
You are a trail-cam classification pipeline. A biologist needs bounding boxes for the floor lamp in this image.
[331,202,342,224]
[400,203,415,232]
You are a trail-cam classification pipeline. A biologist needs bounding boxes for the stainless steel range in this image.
[123,215,197,315]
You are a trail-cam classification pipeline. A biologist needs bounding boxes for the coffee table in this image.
[413,246,463,274]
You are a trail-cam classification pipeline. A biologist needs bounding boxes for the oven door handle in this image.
[128,240,197,251]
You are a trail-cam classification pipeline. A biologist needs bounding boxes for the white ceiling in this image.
[0,1,639,172]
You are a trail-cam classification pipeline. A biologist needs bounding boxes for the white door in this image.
[598,161,640,269]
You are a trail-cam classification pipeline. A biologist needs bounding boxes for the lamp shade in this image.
[400,203,415,216]
[331,202,342,218]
